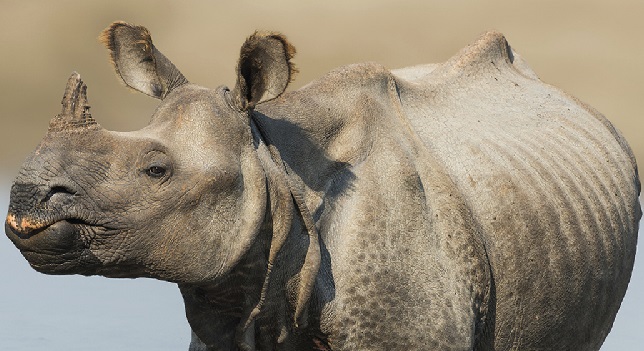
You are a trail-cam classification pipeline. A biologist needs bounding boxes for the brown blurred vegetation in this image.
[1,0,642,178]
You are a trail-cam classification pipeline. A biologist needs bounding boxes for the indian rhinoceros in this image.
[5,21,641,351]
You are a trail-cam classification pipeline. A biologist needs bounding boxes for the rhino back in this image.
[395,31,641,349]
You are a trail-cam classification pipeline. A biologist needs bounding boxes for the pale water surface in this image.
[0,181,641,350]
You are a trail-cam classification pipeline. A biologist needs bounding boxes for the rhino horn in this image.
[49,72,99,132]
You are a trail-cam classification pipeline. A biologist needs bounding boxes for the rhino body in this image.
[5,23,640,351]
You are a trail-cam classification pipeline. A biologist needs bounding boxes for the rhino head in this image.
[5,23,317,335]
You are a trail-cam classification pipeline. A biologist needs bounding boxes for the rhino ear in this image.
[232,31,297,111]
[100,21,188,99]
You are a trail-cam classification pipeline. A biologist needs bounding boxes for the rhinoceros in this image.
[5,21,641,351]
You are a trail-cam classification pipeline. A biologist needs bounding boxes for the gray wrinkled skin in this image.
[5,22,641,351]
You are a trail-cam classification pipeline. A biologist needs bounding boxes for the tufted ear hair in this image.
[100,21,188,99]
[232,31,297,111]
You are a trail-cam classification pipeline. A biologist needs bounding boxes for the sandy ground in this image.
[0,1,642,349]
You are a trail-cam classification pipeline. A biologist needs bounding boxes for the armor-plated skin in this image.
[5,22,641,351]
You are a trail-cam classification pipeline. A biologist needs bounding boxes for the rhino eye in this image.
[146,165,166,178]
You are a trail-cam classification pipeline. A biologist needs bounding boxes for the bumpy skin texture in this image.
[5,22,641,351]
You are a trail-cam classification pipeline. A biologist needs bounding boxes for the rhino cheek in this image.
[140,148,267,284]
[139,189,245,282]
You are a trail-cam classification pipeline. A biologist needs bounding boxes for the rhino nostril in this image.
[42,186,76,203]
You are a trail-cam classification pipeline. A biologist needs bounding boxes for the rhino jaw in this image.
[4,217,100,274]
[5,182,100,274]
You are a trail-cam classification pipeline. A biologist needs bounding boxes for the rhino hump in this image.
[395,31,640,349]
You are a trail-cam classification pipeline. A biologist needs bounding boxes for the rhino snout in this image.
[4,182,98,273]
[6,183,78,236]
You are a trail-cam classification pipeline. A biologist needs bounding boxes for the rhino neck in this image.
[252,65,399,214]
[178,231,323,350]
[178,222,270,350]
[178,168,322,350]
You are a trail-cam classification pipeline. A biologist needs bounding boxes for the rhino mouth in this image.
[4,214,104,274]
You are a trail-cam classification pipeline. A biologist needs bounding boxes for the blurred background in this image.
[0,1,641,350]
